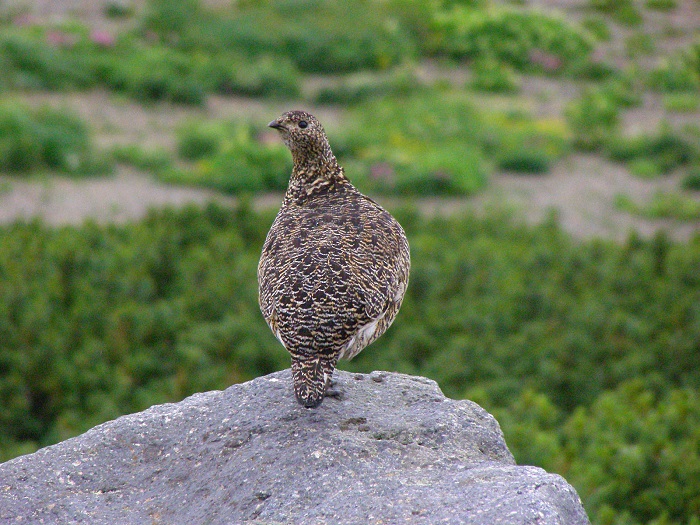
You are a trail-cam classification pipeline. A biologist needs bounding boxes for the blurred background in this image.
[0,0,699,523]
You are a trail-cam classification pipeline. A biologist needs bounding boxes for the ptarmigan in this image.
[258,110,410,408]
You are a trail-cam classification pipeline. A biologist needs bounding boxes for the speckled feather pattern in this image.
[258,110,410,408]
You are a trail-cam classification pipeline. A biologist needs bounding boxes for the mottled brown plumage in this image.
[258,110,410,408]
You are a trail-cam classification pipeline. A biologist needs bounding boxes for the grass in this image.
[604,127,697,177]
[430,5,599,75]
[0,100,112,175]
[663,93,700,112]
[615,191,700,220]
[111,144,172,173]
[681,166,700,190]
[167,119,291,194]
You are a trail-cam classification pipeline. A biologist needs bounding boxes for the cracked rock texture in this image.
[0,370,590,524]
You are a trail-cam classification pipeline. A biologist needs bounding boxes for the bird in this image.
[258,110,410,408]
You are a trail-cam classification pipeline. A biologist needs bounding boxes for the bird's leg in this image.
[322,359,343,400]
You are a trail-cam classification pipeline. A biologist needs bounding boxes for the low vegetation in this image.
[0,101,110,175]
[1,205,699,524]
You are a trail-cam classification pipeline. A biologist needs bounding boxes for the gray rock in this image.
[0,370,590,524]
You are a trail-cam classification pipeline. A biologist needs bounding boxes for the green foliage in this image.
[0,28,96,91]
[100,43,205,105]
[313,67,420,105]
[615,192,700,220]
[336,92,491,195]
[2,205,700,525]
[681,166,700,190]
[565,381,700,524]
[202,54,301,99]
[140,0,417,74]
[605,128,697,176]
[468,56,521,93]
[644,0,678,11]
[581,16,612,41]
[625,32,655,58]
[0,204,284,458]
[430,6,597,75]
[489,112,570,173]
[588,0,643,26]
[336,91,568,193]
[598,69,645,108]
[566,88,620,150]
[170,120,291,193]
[104,1,135,19]
[648,59,700,93]
[0,101,111,175]
[111,144,172,173]
[685,40,700,78]
[663,93,700,113]
[0,13,301,104]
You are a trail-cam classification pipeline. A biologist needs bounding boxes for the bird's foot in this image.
[324,373,343,400]
[324,386,344,401]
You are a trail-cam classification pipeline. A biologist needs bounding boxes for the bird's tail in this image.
[291,354,334,408]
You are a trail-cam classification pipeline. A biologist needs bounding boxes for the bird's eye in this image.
[298,120,308,129]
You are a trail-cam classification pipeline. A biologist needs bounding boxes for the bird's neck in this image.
[286,144,349,204]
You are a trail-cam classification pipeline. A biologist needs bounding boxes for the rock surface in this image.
[0,370,590,524]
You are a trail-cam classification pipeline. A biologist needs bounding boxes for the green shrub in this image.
[104,1,135,19]
[338,92,492,195]
[564,381,700,524]
[588,0,643,26]
[629,158,663,178]
[313,67,419,105]
[663,93,700,112]
[469,56,521,93]
[430,6,597,75]
[3,204,700,524]
[580,16,611,41]
[497,148,551,173]
[0,101,111,175]
[139,0,204,41]
[111,144,171,172]
[140,0,417,74]
[565,88,620,150]
[615,191,700,220]
[0,29,95,91]
[648,59,700,93]
[489,113,570,173]
[685,40,700,77]
[644,0,678,10]
[0,204,283,458]
[100,44,205,105]
[605,128,696,175]
[598,68,645,108]
[203,54,301,99]
[335,91,568,193]
[625,32,655,57]
[172,120,291,193]
[681,166,700,190]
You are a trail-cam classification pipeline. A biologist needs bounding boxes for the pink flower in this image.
[529,49,562,72]
[45,30,78,48]
[90,30,116,48]
[370,162,395,182]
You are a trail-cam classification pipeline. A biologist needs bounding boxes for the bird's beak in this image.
[268,120,285,131]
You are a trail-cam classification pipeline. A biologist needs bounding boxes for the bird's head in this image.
[268,110,330,161]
